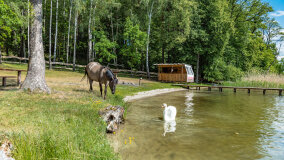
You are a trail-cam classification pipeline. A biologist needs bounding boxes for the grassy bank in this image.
[0,63,175,160]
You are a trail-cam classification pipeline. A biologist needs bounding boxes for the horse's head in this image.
[109,74,118,94]
[109,76,118,94]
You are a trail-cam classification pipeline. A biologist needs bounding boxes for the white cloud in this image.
[271,11,284,17]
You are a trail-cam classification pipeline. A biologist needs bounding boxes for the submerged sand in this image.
[123,88,186,102]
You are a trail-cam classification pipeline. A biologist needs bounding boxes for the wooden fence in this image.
[1,56,158,79]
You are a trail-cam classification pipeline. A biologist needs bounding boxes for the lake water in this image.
[110,90,284,160]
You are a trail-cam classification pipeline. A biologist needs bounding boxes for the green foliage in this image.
[0,0,22,45]
[204,57,243,82]
[120,17,146,68]
[275,59,284,74]
[2,0,282,82]
[94,30,117,62]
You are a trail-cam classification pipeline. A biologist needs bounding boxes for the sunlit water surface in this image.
[110,90,284,160]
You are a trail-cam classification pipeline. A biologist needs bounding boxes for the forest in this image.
[0,0,284,82]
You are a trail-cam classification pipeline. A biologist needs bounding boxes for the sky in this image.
[265,0,284,60]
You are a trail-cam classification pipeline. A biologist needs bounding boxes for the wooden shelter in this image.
[155,63,194,82]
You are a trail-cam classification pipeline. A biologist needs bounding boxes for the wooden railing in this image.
[1,56,158,78]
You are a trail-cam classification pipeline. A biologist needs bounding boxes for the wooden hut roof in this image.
[154,63,192,67]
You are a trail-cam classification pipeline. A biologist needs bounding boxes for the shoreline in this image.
[123,88,186,102]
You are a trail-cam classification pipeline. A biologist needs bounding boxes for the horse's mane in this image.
[104,66,116,80]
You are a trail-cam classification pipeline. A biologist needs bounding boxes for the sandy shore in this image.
[123,88,186,102]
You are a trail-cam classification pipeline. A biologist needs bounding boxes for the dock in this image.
[173,84,283,96]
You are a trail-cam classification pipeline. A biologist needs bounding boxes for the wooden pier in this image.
[173,84,283,96]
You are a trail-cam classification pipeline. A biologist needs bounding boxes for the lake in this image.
[110,90,284,160]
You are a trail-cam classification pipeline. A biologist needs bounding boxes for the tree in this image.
[72,9,78,71]
[145,0,154,78]
[88,0,93,63]
[48,0,52,69]
[53,0,58,62]
[66,0,72,63]
[93,30,117,63]
[0,0,22,63]
[120,17,146,69]
[21,0,50,93]
[28,0,30,58]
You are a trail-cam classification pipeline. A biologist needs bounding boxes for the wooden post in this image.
[198,87,200,90]
[2,77,6,86]
[139,78,142,86]
[248,89,250,94]
[234,88,236,92]
[208,87,211,91]
[219,87,222,92]
[17,71,22,86]
[263,89,266,95]
[279,90,282,96]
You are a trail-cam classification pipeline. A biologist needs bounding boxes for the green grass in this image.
[0,63,176,160]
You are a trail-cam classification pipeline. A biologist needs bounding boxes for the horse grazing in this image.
[82,62,118,99]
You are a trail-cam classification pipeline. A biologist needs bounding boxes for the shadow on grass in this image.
[72,88,103,97]
[0,79,19,91]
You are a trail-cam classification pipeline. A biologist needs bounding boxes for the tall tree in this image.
[91,3,97,62]
[88,0,93,63]
[73,9,78,71]
[66,0,72,63]
[53,0,58,62]
[21,0,50,93]
[0,45,1,64]
[28,0,30,58]
[145,1,154,78]
[48,0,52,69]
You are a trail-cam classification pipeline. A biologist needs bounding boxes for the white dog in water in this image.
[162,103,177,136]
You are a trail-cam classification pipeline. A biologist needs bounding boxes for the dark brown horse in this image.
[82,62,118,99]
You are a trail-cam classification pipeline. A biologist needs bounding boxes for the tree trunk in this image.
[49,0,52,69]
[146,1,154,78]
[162,44,165,63]
[63,0,65,16]
[0,45,2,64]
[88,0,93,63]
[21,0,50,93]
[53,0,58,62]
[91,3,96,62]
[28,0,30,58]
[195,53,199,83]
[6,45,9,55]
[43,0,46,31]
[20,30,24,57]
[23,37,26,62]
[66,0,72,64]
[73,10,78,71]
[110,8,116,64]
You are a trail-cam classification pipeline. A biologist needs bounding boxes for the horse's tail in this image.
[81,67,88,83]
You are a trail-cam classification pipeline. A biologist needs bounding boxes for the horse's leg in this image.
[104,83,108,100]
[89,79,93,91]
[99,83,103,97]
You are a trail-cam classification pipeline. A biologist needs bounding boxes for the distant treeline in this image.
[0,0,284,82]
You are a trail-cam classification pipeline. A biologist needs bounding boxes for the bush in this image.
[203,58,243,82]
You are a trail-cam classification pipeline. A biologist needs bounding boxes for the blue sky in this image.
[265,0,284,59]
